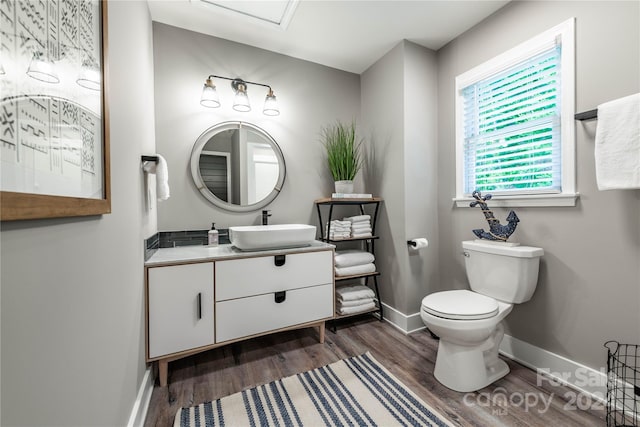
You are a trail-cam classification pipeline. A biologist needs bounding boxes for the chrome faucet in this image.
[262,210,272,225]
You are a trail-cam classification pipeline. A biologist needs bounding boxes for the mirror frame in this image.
[190,121,286,212]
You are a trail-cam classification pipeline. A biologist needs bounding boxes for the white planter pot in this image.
[334,180,354,194]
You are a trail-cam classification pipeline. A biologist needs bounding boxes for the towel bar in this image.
[141,155,159,163]
[575,109,597,121]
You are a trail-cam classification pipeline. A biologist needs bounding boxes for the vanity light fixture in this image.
[26,52,59,83]
[200,75,280,116]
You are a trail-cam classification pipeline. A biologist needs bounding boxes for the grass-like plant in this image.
[321,120,362,181]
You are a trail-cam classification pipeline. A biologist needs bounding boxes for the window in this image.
[455,18,577,207]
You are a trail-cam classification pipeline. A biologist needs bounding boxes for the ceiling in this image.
[147,0,510,74]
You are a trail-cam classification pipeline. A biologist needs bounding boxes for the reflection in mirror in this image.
[190,122,286,212]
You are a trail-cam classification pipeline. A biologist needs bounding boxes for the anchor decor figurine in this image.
[470,190,519,242]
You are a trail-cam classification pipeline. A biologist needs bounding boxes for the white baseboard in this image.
[380,303,425,334]
[127,367,155,427]
[499,334,607,402]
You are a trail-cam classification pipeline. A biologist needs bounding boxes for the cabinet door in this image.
[148,262,214,359]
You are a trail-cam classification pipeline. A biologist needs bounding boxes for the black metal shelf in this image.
[315,197,384,326]
[320,236,379,244]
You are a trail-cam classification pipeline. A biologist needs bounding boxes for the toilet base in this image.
[433,323,509,392]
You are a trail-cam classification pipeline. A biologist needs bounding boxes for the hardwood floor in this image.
[144,317,606,426]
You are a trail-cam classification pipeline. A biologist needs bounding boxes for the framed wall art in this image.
[0,0,110,221]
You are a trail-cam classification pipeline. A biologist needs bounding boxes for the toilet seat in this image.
[422,290,499,320]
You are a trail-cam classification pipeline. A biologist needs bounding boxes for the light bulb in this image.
[263,89,279,116]
[200,78,220,108]
[233,83,251,112]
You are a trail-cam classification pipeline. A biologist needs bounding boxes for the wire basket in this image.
[605,341,640,427]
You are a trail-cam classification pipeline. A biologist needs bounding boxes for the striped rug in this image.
[175,352,454,427]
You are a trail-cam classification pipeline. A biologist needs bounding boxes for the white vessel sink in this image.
[229,224,317,251]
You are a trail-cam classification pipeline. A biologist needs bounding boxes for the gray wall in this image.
[0,1,156,425]
[436,1,640,369]
[361,41,440,317]
[152,23,361,231]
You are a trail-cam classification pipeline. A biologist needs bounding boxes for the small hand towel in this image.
[154,154,170,201]
[335,263,376,277]
[344,215,371,222]
[335,284,376,301]
[334,250,375,268]
[595,93,640,190]
[336,297,375,308]
[337,301,376,315]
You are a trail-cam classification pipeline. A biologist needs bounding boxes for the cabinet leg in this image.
[318,322,326,344]
[158,359,168,387]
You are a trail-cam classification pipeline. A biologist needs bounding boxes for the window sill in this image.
[453,193,579,208]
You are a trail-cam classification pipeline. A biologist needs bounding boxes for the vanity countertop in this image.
[145,240,335,267]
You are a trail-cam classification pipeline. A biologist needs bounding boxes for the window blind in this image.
[462,43,562,195]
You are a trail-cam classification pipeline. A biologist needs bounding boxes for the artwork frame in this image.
[0,0,110,221]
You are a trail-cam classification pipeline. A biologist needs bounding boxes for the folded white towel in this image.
[334,250,375,268]
[328,225,351,230]
[335,263,376,277]
[336,297,375,308]
[155,154,170,201]
[595,93,640,190]
[337,301,376,315]
[328,228,351,235]
[326,221,352,234]
[345,215,370,222]
[351,227,372,234]
[351,222,371,229]
[329,234,350,240]
[351,232,372,238]
[335,284,376,301]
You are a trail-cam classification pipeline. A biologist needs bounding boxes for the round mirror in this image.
[190,121,286,212]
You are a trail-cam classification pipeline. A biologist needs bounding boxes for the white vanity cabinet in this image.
[144,244,334,387]
[147,262,214,359]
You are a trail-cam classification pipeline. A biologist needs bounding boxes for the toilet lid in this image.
[421,290,499,320]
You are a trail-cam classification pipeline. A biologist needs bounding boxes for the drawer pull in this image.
[197,292,202,320]
[274,291,287,303]
[274,255,286,267]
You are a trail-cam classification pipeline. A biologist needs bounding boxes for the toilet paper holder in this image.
[407,238,429,249]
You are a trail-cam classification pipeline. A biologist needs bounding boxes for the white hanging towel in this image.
[594,93,640,190]
[143,154,170,201]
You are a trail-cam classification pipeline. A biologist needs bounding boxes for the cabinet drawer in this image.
[216,250,333,301]
[216,283,333,343]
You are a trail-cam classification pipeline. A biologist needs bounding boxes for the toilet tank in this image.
[462,240,544,304]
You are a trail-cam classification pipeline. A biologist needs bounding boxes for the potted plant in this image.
[321,120,363,194]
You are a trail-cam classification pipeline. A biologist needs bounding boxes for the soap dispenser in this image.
[208,223,219,246]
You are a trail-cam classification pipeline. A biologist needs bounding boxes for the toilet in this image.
[421,239,543,392]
